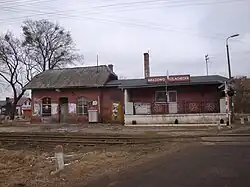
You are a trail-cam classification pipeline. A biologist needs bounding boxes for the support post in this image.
[124,89,129,104]
[55,145,64,171]
[124,89,133,115]
[224,81,231,126]
[240,117,245,125]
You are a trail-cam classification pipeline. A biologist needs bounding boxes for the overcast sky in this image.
[0,0,250,98]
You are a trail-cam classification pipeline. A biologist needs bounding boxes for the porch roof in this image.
[106,75,228,88]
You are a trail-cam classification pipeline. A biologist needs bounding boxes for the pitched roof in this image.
[16,97,31,106]
[25,65,117,89]
[0,98,31,106]
[106,75,228,88]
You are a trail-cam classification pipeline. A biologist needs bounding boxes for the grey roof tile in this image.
[25,65,117,89]
[106,75,228,88]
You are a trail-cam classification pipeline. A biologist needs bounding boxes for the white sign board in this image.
[134,103,151,115]
[33,104,40,116]
[125,102,134,115]
[51,104,58,115]
[69,103,76,114]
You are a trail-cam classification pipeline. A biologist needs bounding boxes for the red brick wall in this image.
[31,87,124,124]
[129,85,221,103]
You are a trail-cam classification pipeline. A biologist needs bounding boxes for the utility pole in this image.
[165,70,169,102]
[96,54,99,73]
[226,34,239,124]
[205,54,209,76]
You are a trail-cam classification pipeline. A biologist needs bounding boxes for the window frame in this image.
[168,91,177,103]
[155,91,168,103]
[155,91,177,103]
[41,97,52,117]
[76,97,88,116]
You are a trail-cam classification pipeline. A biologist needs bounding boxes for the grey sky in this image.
[0,0,250,99]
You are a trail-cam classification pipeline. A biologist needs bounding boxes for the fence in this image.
[133,100,220,115]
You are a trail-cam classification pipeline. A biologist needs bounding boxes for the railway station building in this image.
[25,53,228,125]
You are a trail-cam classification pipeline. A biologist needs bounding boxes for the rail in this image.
[0,132,165,145]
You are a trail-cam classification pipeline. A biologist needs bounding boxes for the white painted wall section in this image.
[125,113,227,125]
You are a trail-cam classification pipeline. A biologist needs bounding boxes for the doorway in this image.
[59,97,68,123]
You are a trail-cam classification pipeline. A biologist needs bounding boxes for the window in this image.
[76,97,88,115]
[155,91,177,103]
[155,91,167,103]
[42,97,51,116]
[168,91,177,103]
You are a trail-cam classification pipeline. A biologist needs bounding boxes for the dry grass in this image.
[143,131,159,137]
[0,142,186,187]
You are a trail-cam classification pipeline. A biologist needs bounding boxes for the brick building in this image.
[25,65,124,124]
[107,53,228,125]
[26,53,228,125]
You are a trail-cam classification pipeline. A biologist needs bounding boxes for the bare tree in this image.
[0,32,27,119]
[22,19,82,71]
[234,77,250,113]
[0,20,83,119]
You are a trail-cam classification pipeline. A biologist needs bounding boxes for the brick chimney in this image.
[144,53,150,78]
[108,64,114,72]
[6,97,10,103]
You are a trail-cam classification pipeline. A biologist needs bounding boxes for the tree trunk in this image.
[10,103,17,120]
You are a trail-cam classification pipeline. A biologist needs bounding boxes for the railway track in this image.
[1,132,245,145]
[0,132,165,145]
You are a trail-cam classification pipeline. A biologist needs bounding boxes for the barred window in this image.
[42,97,51,116]
[155,91,177,103]
[76,97,88,115]
[155,91,167,103]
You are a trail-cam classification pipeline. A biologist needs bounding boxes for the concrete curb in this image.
[125,124,227,127]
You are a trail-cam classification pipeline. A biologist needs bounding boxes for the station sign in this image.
[147,75,190,84]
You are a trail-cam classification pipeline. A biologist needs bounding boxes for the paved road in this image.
[83,137,250,187]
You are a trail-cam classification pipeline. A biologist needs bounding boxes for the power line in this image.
[0,0,246,16]
[0,0,246,25]
[0,11,233,42]
[0,0,53,6]
[0,0,247,44]
[0,0,245,33]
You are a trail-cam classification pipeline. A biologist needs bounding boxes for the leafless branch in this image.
[0,32,27,119]
[22,19,83,71]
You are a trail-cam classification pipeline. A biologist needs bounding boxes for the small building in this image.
[0,97,32,118]
[16,97,32,118]
[25,53,228,125]
[25,65,124,124]
[107,53,228,125]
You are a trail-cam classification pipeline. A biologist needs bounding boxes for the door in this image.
[168,91,178,114]
[111,101,124,123]
[59,97,68,123]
